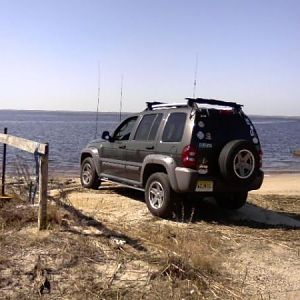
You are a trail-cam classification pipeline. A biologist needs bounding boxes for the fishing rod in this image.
[119,74,123,122]
[193,52,198,98]
[94,61,100,139]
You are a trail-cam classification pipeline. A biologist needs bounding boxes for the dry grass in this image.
[0,186,242,299]
[133,222,220,274]
[0,198,36,230]
[2,178,299,299]
[250,194,300,216]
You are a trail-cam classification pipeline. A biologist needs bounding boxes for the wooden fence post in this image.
[1,128,7,196]
[0,132,49,229]
[38,143,49,230]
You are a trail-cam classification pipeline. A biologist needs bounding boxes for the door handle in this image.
[146,146,154,150]
[119,145,126,149]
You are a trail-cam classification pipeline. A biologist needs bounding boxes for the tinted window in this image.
[135,114,156,141]
[162,113,186,142]
[114,117,137,141]
[148,114,163,140]
[197,111,251,143]
[134,113,162,141]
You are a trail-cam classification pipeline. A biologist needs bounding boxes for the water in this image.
[0,110,128,177]
[0,110,299,177]
[252,116,300,173]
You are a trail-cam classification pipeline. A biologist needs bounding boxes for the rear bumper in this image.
[174,167,264,193]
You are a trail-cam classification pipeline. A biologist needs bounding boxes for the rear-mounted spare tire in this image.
[218,140,259,184]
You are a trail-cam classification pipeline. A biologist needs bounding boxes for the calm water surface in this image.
[0,110,299,176]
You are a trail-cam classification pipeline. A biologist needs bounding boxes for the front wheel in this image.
[215,192,248,210]
[80,157,101,190]
[145,172,176,218]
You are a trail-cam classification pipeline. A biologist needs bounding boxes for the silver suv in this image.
[80,98,264,218]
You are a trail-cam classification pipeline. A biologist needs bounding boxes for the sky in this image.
[0,0,299,116]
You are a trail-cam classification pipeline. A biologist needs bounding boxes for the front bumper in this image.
[174,167,264,193]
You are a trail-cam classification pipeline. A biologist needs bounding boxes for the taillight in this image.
[182,145,198,169]
[259,149,263,168]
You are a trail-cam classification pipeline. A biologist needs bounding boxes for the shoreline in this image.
[263,169,300,175]
[48,171,300,197]
[6,170,299,196]
[47,170,300,177]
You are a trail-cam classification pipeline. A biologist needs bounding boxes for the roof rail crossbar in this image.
[146,102,188,110]
[186,98,243,110]
[146,101,165,110]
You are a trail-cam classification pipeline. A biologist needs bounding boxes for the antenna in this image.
[94,62,100,139]
[193,52,198,98]
[119,74,123,122]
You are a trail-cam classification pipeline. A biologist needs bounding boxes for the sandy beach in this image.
[251,172,300,195]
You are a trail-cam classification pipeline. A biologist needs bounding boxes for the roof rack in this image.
[146,98,243,111]
[146,102,187,110]
[146,102,165,110]
[186,98,243,110]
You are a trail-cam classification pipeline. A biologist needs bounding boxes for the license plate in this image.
[195,180,213,192]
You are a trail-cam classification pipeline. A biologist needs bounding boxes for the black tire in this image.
[80,157,101,189]
[219,140,259,184]
[145,172,176,218]
[215,192,248,210]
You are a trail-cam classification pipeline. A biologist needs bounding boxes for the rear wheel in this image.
[215,192,248,210]
[145,172,176,218]
[80,157,101,189]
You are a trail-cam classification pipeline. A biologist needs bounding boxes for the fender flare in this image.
[81,147,101,176]
[141,154,179,192]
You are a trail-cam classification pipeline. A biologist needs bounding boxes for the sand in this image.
[1,172,299,299]
[251,173,300,196]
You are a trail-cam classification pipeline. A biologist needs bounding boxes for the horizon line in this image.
[0,108,299,118]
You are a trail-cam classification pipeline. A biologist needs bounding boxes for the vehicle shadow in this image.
[101,185,145,202]
[185,198,300,229]
[109,186,300,229]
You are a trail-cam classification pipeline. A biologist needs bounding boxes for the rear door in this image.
[155,111,189,165]
[125,113,163,181]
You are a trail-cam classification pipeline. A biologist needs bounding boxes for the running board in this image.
[101,177,145,192]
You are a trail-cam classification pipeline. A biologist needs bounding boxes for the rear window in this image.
[162,112,186,142]
[195,111,250,143]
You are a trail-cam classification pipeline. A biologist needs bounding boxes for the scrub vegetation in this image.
[0,179,299,299]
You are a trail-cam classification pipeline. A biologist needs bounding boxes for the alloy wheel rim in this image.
[82,163,92,185]
[233,149,255,179]
[148,181,165,209]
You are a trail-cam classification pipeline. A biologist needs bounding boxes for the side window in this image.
[134,114,156,141]
[134,113,162,141]
[162,112,186,142]
[148,114,163,140]
[114,117,137,141]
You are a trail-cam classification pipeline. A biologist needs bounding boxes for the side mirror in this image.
[102,131,112,142]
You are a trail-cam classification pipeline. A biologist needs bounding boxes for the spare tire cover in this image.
[218,140,259,183]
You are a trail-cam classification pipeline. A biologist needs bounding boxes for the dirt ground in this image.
[0,174,299,299]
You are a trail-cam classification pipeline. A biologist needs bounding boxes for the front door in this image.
[100,116,137,179]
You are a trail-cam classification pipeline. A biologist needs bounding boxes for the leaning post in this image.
[38,143,49,230]
[1,128,7,196]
